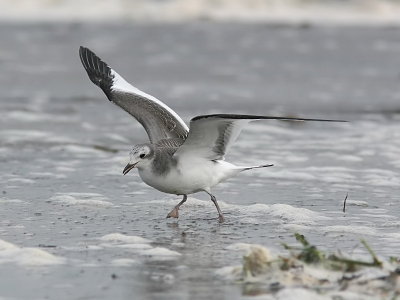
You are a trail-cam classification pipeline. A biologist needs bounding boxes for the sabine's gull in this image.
[79,46,345,223]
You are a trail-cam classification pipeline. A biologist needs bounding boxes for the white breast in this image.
[138,158,241,195]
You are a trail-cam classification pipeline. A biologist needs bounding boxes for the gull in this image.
[79,46,345,223]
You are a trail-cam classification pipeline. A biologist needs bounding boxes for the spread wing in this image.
[79,46,189,143]
[155,138,185,155]
[174,114,346,160]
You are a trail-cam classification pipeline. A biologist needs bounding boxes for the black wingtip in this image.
[79,46,113,99]
[242,163,274,171]
[191,114,347,123]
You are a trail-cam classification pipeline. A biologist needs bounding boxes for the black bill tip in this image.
[123,163,136,175]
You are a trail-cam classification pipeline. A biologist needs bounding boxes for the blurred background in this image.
[1,0,400,24]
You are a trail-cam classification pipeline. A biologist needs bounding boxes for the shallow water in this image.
[0,23,400,299]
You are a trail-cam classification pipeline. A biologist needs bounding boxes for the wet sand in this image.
[1,23,400,299]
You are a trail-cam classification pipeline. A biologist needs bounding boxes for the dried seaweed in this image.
[237,234,400,298]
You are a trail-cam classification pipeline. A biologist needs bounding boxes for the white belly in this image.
[138,159,241,195]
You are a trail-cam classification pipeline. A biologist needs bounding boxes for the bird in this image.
[79,46,345,223]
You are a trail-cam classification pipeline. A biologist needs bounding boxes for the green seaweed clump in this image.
[237,234,400,299]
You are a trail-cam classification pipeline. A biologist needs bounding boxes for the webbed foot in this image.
[166,207,179,219]
[218,214,225,223]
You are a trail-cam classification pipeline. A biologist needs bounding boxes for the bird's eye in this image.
[139,153,145,159]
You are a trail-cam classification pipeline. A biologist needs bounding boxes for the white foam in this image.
[274,288,329,300]
[149,273,175,284]
[99,233,151,244]
[239,217,261,225]
[58,145,102,155]
[98,234,180,263]
[346,200,368,207]
[110,258,136,266]
[116,244,153,250]
[226,243,269,255]
[0,198,27,204]
[268,204,330,224]
[285,155,309,163]
[259,170,317,181]
[30,172,66,179]
[363,174,400,187]
[79,262,100,267]
[55,166,76,173]
[0,239,18,250]
[6,178,35,184]
[49,193,114,207]
[0,130,49,143]
[0,130,74,144]
[322,225,378,236]
[139,247,181,260]
[282,224,312,232]
[153,197,330,225]
[337,155,363,162]
[0,239,65,266]
[5,111,72,123]
[87,245,103,250]
[382,232,400,240]
[215,265,243,281]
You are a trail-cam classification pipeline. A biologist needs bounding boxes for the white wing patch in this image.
[175,118,251,161]
[213,119,249,158]
[79,46,189,143]
[110,69,189,132]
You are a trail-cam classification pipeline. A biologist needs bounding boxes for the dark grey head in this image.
[123,143,155,175]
